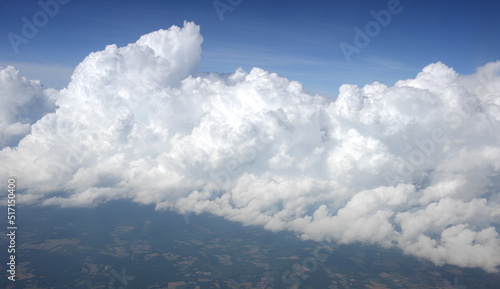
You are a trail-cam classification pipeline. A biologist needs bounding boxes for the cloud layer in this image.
[1,21,500,273]
[0,66,57,147]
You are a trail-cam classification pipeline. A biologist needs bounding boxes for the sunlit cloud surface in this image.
[1,22,500,273]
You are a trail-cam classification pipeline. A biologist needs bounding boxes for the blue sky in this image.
[0,0,498,96]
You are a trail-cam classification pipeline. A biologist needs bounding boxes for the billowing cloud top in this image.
[1,21,500,273]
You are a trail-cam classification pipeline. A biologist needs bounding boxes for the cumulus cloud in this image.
[0,66,57,147]
[1,21,500,272]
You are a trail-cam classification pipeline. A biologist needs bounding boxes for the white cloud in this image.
[0,66,57,148]
[0,62,74,89]
[1,21,500,273]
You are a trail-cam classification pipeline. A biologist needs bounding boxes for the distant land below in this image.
[1,200,499,289]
